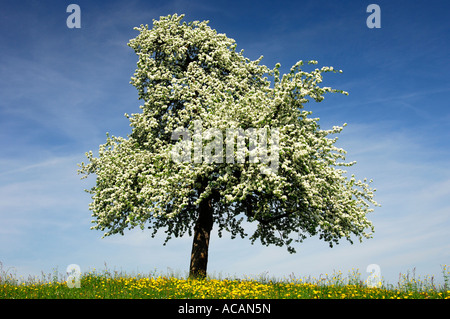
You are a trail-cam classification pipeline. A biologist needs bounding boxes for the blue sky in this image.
[1,0,449,285]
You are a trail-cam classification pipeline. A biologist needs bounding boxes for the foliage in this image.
[78,14,378,253]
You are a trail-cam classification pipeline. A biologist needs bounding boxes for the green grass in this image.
[1,263,449,299]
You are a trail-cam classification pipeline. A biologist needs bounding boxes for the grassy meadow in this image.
[1,263,449,299]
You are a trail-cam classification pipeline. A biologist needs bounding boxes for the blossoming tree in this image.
[78,14,378,278]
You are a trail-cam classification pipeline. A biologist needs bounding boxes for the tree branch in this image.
[258,211,294,225]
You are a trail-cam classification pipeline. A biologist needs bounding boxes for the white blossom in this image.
[78,14,379,251]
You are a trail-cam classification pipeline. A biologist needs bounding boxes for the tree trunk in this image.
[189,196,213,279]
